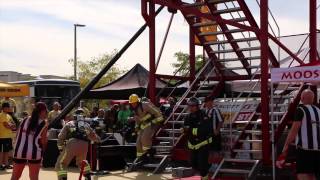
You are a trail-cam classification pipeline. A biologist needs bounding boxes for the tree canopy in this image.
[171,51,204,76]
[69,50,125,89]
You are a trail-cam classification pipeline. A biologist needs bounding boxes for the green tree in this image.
[68,50,126,109]
[171,51,204,76]
[69,50,125,89]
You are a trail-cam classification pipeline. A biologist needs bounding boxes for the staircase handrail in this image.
[172,64,217,145]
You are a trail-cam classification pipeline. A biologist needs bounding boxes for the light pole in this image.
[74,23,86,81]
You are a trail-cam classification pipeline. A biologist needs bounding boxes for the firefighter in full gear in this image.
[183,97,213,180]
[129,94,164,162]
[55,108,100,180]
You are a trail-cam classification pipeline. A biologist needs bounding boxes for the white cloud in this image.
[0,0,312,77]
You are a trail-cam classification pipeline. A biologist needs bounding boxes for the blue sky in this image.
[0,0,319,76]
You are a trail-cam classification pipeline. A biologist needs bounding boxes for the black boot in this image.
[84,174,91,180]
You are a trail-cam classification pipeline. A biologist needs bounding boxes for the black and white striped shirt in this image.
[294,104,320,151]
[14,118,46,160]
[205,107,223,131]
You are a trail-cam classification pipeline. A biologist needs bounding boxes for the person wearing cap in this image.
[48,102,62,124]
[0,102,16,170]
[128,94,164,165]
[55,108,100,180]
[183,97,214,180]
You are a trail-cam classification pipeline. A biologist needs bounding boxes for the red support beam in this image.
[148,0,156,103]
[260,0,271,164]
[189,26,196,84]
[310,0,317,63]
[155,74,266,81]
[309,0,318,103]
[156,74,189,81]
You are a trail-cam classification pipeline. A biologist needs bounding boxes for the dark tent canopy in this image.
[84,63,177,99]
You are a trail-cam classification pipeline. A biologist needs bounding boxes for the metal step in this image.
[214,7,242,14]
[244,130,262,135]
[219,168,250,174]
[205,37,258,45]
[210,46,260,54]
[196,17,247,30]
[143,163,159,168]
[156,137,179,141]
[239,139,262,143]
[153,145,172,149]
[183,0,236,7]
[190,90,212,94]
[173,113,188,116]
[162,129,182,133]
[233,149,262,153]
[186,7,241,18]
[233,120,280,125]
[224,158,258,163]
[221,65,260,70]
[273,95,294,99]
[255,112,286,116]
[167,121,184,124]
[199,28,245,36]
[218,56,261,62]
[270,103,288,107]
[248,120,280,125]
[154,154,171,159]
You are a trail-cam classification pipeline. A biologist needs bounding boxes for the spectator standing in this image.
[48,102,63,129]
[1,97,19,127]
[117,104,132,130]
[11,102,48,180]
[0,102,16,170]
[164,97,177,118]
[79,101,90,117]
[48,102,61,124]
[277,89,320,180]
[204,96,223,151]
[90,106,99,118]
[104,104,119,132]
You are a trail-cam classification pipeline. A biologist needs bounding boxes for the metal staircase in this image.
[137,0,307,177]
[142,60,221,174]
